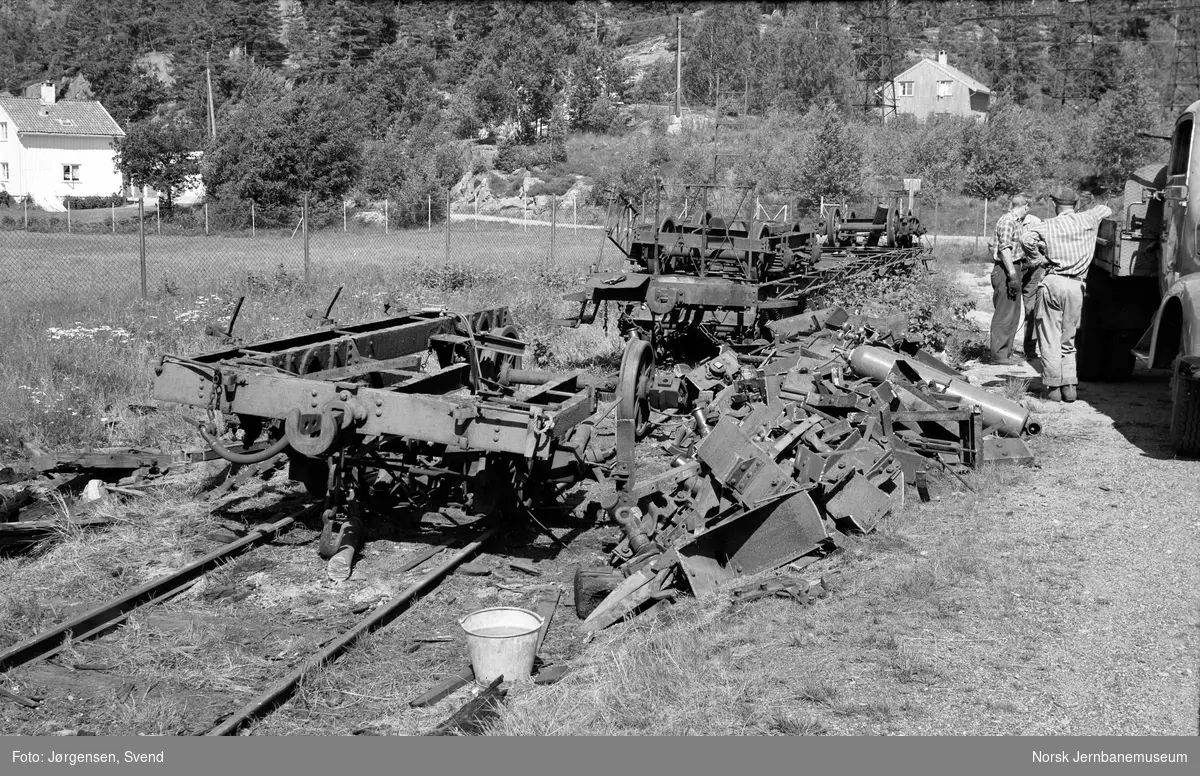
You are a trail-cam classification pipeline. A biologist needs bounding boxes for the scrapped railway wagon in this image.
[561,201,928,439]
[152,306,606,569]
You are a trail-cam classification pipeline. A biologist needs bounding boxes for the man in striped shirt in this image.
[988,194,1044,365]
[1020,187,1113,402]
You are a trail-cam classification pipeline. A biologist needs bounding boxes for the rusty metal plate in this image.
[677,491,827,598]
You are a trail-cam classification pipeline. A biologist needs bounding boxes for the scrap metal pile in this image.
[561,195,928,364]
[578,306,1040,632]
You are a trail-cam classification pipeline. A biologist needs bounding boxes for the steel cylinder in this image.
[848,346,1039,437]
[499,365,556,386]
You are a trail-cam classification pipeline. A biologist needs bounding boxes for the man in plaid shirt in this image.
[988,194,1044,365]
[1020,187,1113,402]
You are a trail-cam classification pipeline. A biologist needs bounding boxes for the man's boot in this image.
[1061,384,1077,403]
[1045,387,1062,402]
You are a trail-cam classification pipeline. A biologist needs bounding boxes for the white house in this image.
[887,51,991,121]
[0,83,125,211]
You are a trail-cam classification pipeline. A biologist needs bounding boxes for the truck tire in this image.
[1169,357,1200,457]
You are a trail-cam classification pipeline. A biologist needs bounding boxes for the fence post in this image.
[139,198,147,299]
[23,196,27,229]
[550,194,557,266]
[982,197,989,236]
[251,201,256,237]
[111,203,115,234]
[302,193,312,284]
[385,198,389,235]
[474,192,478,230]
[156,203,161,235]
[444,190,451,265]
[303,192,310,283]
[573,197,577,235]
[343,200,347,232]
[427,194,431,231]
[205,203,209,235]
[67,198,71,233]
[523,194,527,232]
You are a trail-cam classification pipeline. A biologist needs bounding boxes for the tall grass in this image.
[0,225,616,458]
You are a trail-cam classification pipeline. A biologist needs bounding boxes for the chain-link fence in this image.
[0,192,611,311]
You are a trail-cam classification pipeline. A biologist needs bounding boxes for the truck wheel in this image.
[1169,357,1200,457]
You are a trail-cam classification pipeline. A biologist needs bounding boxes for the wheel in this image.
[1170,357,1200,456]
[479,324,522,382]
[617,338,655,439]
[824,208,842,247]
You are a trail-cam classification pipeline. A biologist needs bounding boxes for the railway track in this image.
[0,506,316,675]
[0,503,499,735]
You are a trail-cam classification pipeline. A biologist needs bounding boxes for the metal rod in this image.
[251,201,256,237]
[303,192,310,283]
[0,511,307,673]
[205,525,499,736]
[445,190,451,264]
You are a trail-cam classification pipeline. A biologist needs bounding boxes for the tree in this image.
[112,118,202,215]
[1090,66,1153,193]
[796,104,865,205]
[201,83,361,220]
[962,99,1050,200]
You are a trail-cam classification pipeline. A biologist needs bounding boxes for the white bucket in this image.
[458,607,544,686]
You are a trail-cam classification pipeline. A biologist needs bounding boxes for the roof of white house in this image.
[893,58,991,95]
[0,97,125,136]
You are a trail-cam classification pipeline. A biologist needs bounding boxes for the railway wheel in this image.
[618,337,655,439]
[824,208,843,247]
[479,324,522,382]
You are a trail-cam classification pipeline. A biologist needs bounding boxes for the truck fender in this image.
[1140,275,1200,368]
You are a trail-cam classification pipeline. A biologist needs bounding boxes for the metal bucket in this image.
[458,607,543,686]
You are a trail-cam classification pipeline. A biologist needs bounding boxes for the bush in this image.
[61,193,126,210]
[495,141,566,173]
[0,191,11,207]
[816,265,975,354]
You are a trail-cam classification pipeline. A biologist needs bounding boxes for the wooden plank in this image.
[426,676,506,736]
[533,588,561,654]
[408,664,474,708]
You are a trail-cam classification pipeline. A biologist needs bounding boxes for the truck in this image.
[1078,98,1200,455]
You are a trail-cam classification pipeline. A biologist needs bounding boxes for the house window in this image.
[899,81,914,97]
[62,164,80,182]
[1,162,8,181]
[937,81,953,98]
[0,121,7,141]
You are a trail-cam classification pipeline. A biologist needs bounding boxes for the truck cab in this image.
[1087,100,1200,454]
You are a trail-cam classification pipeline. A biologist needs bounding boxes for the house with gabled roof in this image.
[889,51,991,120]
[0,83,125,211]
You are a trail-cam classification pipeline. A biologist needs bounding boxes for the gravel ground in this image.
[942,269,1199,734]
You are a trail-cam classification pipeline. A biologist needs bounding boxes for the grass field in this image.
[0,223,615,457]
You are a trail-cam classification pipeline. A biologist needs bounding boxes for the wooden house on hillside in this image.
[0,83,125,211]
[888,51,991,121]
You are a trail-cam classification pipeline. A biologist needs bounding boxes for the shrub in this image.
[495,141,565,173]
[0,191,11,207]
[816,265,975,354]
[61,193,126,209]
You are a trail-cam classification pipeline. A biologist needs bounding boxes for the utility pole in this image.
[205,52,217,139]
[675,15,682,118]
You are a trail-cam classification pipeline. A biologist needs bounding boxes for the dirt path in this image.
[936,267,1199,734]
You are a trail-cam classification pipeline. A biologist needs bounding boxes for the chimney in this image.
[937,51,948,66]
[40,81,55,105]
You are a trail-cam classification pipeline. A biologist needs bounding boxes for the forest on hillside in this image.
[0,1,1190,222]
